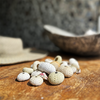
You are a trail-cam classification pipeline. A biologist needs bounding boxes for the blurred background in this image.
[0,0,100,51]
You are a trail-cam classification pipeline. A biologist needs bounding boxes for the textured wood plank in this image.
[0,52,100,100]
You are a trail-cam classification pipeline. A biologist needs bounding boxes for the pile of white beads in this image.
[17,55,81,86]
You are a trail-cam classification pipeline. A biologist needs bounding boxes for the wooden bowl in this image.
[43,25,100,56]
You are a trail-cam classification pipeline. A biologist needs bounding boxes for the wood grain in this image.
[0,52,100,100]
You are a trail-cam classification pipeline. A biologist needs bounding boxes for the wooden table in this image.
[0,51,100,100]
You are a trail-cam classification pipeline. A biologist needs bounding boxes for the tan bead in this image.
[54,55,62,64]
[48,71,64,85]
[17,72,30,81]
[50,61,60,69]
[57,65,73,78]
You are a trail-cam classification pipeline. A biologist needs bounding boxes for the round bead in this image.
[17,72,30,81]
[57,65,73,77]
[48,71,64,85]
[29,76,43,86]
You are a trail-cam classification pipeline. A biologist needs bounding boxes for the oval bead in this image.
[38,62,56,74]
[23,67,33,74]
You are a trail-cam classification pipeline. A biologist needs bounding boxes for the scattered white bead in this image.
[38,62,56,74]
[61,61,68,66]
[17,55,81,86]
[45,59,53,63]
[57,65,73,77]
[23,67,33,74]
[31,70,42,77]
[17,72,30,81]
[29,76,43,86]
[70,66,77,73]
[39,73,48,80]
[69,58,81,74]
[31,61,40,70]
[54,55,62,64]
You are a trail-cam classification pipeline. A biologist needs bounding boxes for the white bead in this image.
[71,66,77,73]
[69,58,80,69]
[39,73,48,80]
[69,58,81,74]
[17,72,30,81]
[29,76,43,86]
[31,61,40,70]
[54,55,62,64]
[31,70,42,77]
[61,61,68,66]
[23,67,33,74]
[57,65,73,77]
[38,62,56,74]
[45,59,53,63]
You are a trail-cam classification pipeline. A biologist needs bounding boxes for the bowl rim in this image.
[44,25,100,38]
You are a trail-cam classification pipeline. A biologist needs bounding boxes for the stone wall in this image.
[0,0,99,51]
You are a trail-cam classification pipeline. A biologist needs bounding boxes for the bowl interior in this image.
[44,25,100,56]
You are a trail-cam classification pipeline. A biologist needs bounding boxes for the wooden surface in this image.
[0,52,100,100]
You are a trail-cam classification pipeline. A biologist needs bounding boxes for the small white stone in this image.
[29,76,43,86]
[17,72,30,81]
[23,67,33,74]
[31,70,42,77]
